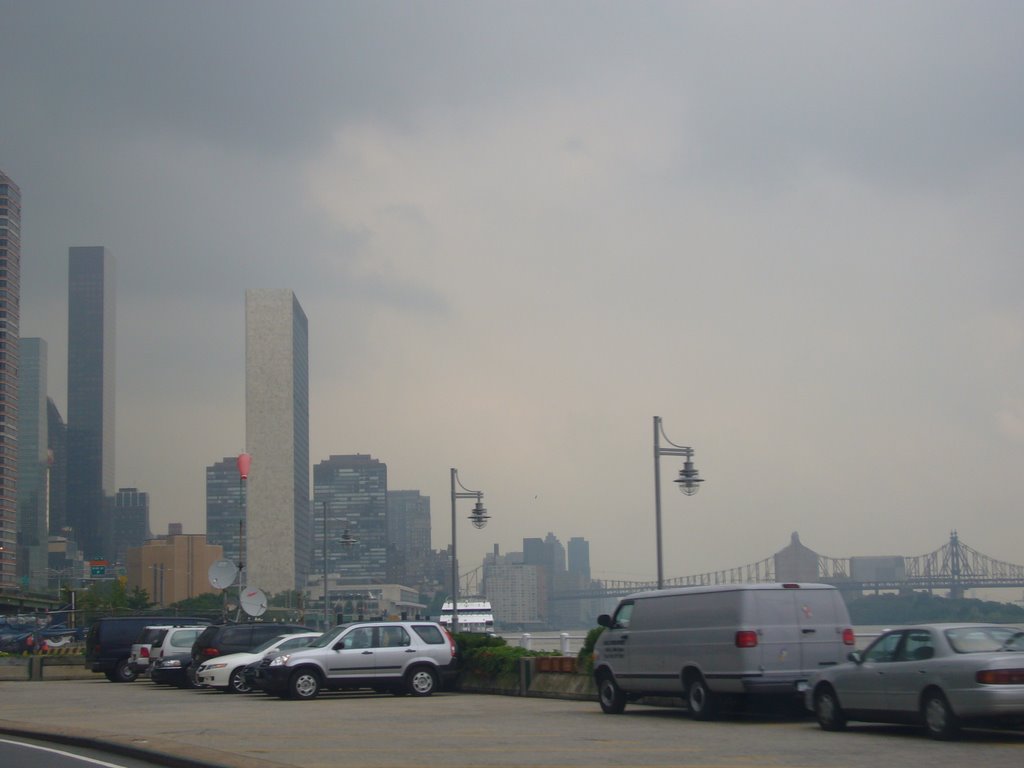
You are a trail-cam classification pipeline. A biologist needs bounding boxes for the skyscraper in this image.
[110,487,151,565]
[0,170,20,587]
[17,338,48,590]
[245,289,309,595]
[67,246,115,561]
[387,490,431,587]
[46,398,67,537]
[313,454,388,586]
[205,456,246,567]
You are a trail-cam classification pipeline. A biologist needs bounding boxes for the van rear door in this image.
[794,588,846,672]
[753,589,799,682]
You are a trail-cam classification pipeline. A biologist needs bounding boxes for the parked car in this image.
[253,621,458,700]
[150,652,195,687]
[129,626,174,675]
[195,632,321,693]
[191,622,313,674]
[808,623,1024,739]
[85,616,211,682]
[593,583,855,718]
[145,625,208,687]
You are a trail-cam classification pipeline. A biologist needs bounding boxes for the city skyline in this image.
[3,4,1023,584]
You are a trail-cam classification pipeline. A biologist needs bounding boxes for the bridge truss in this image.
[552,531,1024,601]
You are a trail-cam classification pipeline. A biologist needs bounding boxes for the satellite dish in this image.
[240,587,267,617]
[208,560,238,590]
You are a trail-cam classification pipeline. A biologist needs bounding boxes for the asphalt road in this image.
[1,680,1022,768]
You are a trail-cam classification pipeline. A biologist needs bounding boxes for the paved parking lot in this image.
[1,680,1022,768]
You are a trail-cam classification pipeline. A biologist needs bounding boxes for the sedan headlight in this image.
[269,654,291,667]
[202,663,228,671]
[162,659,182,668]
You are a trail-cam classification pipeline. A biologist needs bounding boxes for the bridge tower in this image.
[949,529,964,600]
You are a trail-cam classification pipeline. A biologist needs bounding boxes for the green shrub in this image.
[576,626,605,675]
[458,634,557,678]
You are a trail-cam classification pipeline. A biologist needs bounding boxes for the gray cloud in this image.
[3,1,1023,582]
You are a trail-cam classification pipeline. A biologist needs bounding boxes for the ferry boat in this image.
[439,599,494,633]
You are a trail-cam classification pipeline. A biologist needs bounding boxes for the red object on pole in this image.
[237,453,251,480]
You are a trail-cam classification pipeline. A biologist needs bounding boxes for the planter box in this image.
[534,656,577,674]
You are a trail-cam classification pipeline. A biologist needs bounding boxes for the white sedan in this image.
[195,632,321,693]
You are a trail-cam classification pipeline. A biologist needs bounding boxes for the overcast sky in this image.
[3,1,1023,588]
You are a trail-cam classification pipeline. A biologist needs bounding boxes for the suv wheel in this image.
[406,666,439,696]
[289,669,322,700]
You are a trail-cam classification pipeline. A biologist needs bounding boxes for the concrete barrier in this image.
[0,656,92,681]
[456,657,597,701]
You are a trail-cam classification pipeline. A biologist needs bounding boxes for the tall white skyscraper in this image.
[244,289,310,595]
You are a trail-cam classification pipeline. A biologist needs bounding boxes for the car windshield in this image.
[251,634,289,654]
[945,626,1024,653]
[309,625,350,648]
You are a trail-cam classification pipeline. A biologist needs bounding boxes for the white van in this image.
[593,582,855,718]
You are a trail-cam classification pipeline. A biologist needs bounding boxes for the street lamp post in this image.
[653,416,704,590]
[450,468,489,634]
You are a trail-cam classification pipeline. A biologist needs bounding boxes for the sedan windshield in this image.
[251,634,288,654]
[945,626,1024,653]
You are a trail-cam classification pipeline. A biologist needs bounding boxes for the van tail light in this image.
[735,630,758,648]
[140,647,149,658]
[842,628,856,646]
[976,669,1024,685]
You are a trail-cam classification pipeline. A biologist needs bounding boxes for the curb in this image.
[0,720,295,768]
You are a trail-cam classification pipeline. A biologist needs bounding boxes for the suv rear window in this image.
[137,627,168,644]
[411,625,445,644]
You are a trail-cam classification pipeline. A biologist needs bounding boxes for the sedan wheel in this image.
[922,691,959,740]
[814,686,847,731]
[228,667,251,694]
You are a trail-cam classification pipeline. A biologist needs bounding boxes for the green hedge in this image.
[454,632,558,678]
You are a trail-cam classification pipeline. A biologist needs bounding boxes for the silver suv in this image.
[254,621,457,700]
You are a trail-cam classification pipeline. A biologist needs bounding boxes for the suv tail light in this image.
[140,647,149,658]
[842,628,856,646]
[735,630,758,648]
[442,627,457,659]
[201,648,220,657]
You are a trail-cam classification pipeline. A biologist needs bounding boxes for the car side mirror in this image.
[848,651,863,664]
[597,614,613,629]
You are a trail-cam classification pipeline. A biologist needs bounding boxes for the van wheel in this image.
[814,685,847,731]
[598,674,627,714]
[289,669,322,700]
[686,675,718,720]
[108,659,137,683]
